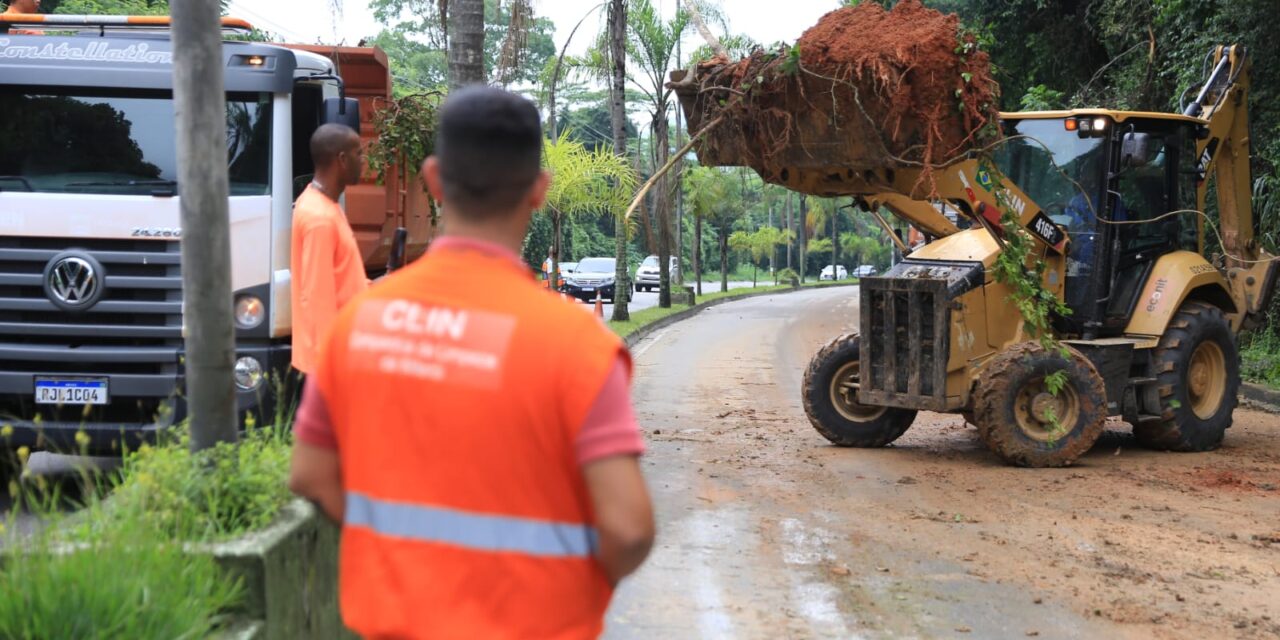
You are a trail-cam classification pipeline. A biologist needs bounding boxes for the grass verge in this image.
[1241,328,1280,388]
[1,387,298,638]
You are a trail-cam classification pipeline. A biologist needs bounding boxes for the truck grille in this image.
[0,237,183,376]
[859,275,950,411]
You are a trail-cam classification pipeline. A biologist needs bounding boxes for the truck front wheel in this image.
[802,334,916,447]
[974,343,1107,467]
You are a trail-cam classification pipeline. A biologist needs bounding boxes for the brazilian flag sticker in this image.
[976,166,994,191]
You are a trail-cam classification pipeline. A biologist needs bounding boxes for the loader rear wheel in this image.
[1135,301,1239,452]
[802,334,916,447]
[974,343,1107,467]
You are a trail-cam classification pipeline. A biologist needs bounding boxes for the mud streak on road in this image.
[605,287,1280,639]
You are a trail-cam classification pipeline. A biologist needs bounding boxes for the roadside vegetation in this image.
[1,415,295,637]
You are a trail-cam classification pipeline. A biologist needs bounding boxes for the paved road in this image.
[606,286,1280,639]
[568,280,759,317]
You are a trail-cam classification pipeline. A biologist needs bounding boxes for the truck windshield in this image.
[0,88,271,196]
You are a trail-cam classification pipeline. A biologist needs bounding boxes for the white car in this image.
[634,255,679,292]
[819,265,848,281]
[855,264,877,277]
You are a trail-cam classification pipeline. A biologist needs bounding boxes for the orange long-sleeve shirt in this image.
[290,184,369,374]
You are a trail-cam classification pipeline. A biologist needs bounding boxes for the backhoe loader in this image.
[674,45,1278,467]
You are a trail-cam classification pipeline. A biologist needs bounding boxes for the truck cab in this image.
[0,19,393,452]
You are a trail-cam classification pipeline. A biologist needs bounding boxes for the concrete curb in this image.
[622,281,859,348]
[1240,381,1280,413]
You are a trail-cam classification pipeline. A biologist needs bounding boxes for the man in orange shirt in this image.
[288,87,654,638]
[290,124,369,374]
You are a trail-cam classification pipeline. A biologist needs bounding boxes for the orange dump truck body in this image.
[283,44,434,272]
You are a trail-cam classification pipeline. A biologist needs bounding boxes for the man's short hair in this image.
[311,123,359,169]
[435,86,542,216]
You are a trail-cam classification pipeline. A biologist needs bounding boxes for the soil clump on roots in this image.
[672,0,999,194]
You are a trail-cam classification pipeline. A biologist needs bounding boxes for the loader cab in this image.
[995,113,1202,337]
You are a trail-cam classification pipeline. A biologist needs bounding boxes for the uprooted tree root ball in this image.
[671,0,999,187]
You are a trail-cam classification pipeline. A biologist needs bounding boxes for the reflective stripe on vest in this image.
[346,492,599,558]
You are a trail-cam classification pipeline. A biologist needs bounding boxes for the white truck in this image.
[0,15,419,454]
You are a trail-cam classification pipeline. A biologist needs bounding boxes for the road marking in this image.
[632,330,668,358]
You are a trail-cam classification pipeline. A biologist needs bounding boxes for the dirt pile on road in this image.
[671,0,999,192]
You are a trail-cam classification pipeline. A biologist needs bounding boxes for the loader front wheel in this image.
[974,343,1107,467]
[802,334,916,447]
[1135,301,1239,452]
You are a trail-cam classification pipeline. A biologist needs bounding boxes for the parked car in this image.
[855,264,877,277]
[819,265,848,281]
[634,255,679,292]
[563,257,617,302]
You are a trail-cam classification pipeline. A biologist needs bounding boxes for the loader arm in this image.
[776,159,1068,256]
[1186,45,1279,325]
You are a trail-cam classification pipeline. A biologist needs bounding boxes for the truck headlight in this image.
[234,295,265,329]
[234,356,263,391]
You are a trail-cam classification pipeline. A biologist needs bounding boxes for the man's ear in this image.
[527,170,551,212]
[422,156,445,202]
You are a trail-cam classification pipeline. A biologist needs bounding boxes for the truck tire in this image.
[802,334,916,447]
[1135,301,1239,452]
[974,343,1107,467]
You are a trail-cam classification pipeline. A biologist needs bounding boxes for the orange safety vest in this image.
[314,242,626,639]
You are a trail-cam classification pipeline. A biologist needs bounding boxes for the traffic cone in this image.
[594,290,604,318]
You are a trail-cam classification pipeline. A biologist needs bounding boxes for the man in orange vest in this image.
[288,86,654,639]
[290,124,370,374]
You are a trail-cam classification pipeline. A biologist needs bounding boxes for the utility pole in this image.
[172,0,237,451]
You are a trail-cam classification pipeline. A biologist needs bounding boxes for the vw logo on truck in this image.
[43,253,105,312]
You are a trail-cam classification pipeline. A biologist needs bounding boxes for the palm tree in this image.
[626,0,700,308]
[542,132,638,294]
[448,0,485,88]
[684,165,730,296]
[608,0,631,321]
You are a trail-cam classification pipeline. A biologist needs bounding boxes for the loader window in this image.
[996,118,1107,313]
[1113,129,1197,257]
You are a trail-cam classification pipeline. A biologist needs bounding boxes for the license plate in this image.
[581,287,594,292]
[34,378,109,405]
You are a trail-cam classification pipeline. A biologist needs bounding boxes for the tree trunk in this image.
[552,212,561,294]
[785,192,793,269]
[634,129,656,252]
[694,214,702,296]
[831,208,838,280]
[752,262,757,288]
[799,208,806,283]
[673,38,684,287]
[655,112,672,308]
[448,0,485,89]
[172,0,237,451]
[719,224,729,294]
[608,0,629,322]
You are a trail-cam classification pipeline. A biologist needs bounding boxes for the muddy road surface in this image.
[606,286,1280,639]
